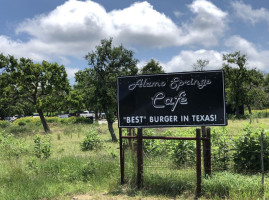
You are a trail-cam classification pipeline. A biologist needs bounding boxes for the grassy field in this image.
[0,117,268,199]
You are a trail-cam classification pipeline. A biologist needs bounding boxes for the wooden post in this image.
[196,128,202,197]
[201,126,206,175]
[127,128,135,151]
[137,128,143,189]
[204,128,211,176]
[119,128,124,184]
[260,131,264,188]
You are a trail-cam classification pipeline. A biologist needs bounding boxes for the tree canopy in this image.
[222,51,268,115]
[75,38,138,142]
[140,59,164,74]
[0,54,70,132]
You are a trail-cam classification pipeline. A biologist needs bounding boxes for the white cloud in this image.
[65,66,80,80]
[231,1,269,25]
[181,0,228,46]
[225,35,269,72]
[161,36,269,74]
[0,35,50,61]
[0,0,229,64]
[110,1,182,48]
[163,49,224,72]
[173,11,183,18]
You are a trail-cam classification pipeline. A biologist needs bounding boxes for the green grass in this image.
[0,117,268,199]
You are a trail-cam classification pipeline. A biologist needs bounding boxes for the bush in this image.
[233,125,269,172]
[211,127,233,170]
[0,120,10,128]
[0,131,30,158]
[34,134,51,159]
[80,129,103,151]
[18,121,26,126]
[13,117,42,126]
[170,140,196,167]
[73,116,93,124]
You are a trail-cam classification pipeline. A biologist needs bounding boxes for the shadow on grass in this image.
[107,169,197,199]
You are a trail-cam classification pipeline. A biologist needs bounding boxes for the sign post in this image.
[117,70,226,196]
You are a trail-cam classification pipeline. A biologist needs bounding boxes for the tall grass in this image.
[0,118,269,199]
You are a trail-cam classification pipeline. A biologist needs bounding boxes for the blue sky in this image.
[1,0,269,84]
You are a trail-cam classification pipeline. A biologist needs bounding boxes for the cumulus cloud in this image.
[162,49,224,72]
[225,35,269,72]
[65,66,80,80]
[180,0,228,46]
[110,1,182,48]
[161,35,269,74]
[231,1,269,25]
[0,0,229,63]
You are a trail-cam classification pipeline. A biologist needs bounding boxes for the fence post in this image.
[127,128,135,151]
[260,131,264,189]
[119,128,124,184]
[204,128,211,176]
[137,128,143,189]
[196,128,202,197]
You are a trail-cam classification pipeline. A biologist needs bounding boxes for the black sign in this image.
[117,70,226,128]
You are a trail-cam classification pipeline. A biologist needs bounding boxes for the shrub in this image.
[0,120,10,128]
[0,131,30,158]
[170,140,196,167]
[34,134,51,159]
[233,125,269,172]
[80,129,103,151]
[74,116,93,124]
[18,121,26,126]
[211,127,233,170]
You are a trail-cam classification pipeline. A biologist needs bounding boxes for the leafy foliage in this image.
[211,127,233,170]
[0,120,10,128]
[0,131,29,158]
[223,51,268,115]
[76,38,138,142]
[34,134,51,159]
[140,59,164,74]
[170,140,196,166]
[80,129,103,151]
[233,125,269,172]
[0,54,70,132]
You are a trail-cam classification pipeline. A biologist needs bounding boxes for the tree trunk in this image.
[108,121,118,142]
[247,105,252,114]
[235,106,240,116]
[103,105,117,142]
[38,109,50,133]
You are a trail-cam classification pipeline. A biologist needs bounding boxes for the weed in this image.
[34,134,51,159]
[80,129,103,151]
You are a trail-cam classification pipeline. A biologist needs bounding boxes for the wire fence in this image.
[121,126,268,190]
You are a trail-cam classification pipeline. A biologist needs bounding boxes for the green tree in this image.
[192,59,209,71]
[223,51,267,115]
[0,54,20,119]
[140,59,164,74]
[65,88,85,112]
[76,38,138,142]
[222,52,248,116]
[265,73,269,93]
[75,69,100,117]
[0,54,70,132]
[244,69,268,113]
